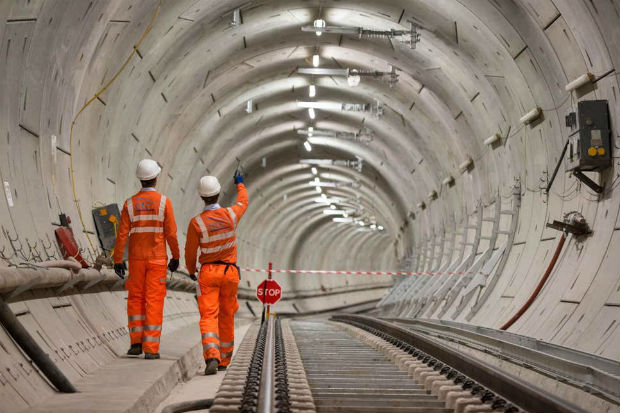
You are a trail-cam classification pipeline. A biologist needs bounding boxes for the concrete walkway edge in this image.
[129,341,203,412]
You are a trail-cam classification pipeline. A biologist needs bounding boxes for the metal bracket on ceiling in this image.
[301,20,421,49]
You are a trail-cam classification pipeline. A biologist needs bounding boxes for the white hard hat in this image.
[198,176,221,197]
[136,159,161,180]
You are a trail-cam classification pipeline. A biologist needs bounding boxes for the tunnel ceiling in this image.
[1,0,618,276]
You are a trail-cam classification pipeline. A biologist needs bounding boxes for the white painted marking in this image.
[51,135,57,163]
[3,181,14,207]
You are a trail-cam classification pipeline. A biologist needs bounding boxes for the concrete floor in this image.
[155,319,253,413]
[20,316,255,413]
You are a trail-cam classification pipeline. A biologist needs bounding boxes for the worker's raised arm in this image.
[163,197,180,259]
[113,201,131,264]
[184,219,200,275]
[231,173,249,220]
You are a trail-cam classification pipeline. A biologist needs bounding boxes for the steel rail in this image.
[331,314,588,413]
[386,317,620,403]
[211,320,309,413]
[273,318,293,412]
[257,316,276,413]
[292,320,449,413]
[239,321,268,413]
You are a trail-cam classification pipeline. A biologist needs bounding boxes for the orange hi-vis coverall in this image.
[113,188,180,354]
[184,183,248,366]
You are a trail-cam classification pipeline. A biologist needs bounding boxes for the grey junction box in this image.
[566,100,612,172]
[92,204,121,253]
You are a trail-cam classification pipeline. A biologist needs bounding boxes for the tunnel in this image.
[0,1,618,412]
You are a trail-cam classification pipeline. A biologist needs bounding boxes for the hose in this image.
[68,0,162,255]
[36,260,83,272]
[160,399,213,413]
[0,297,77,393]
[500,233,566,330]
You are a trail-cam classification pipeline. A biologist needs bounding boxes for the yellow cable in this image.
[68,1,162,256]
[109,216,119,258]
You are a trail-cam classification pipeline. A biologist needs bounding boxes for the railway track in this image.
[209,315,590,413]
[291,321,449,412]
[386,317,620,406]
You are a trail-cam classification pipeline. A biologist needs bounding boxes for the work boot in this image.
[144,352,160,360]
[127,343,142,356]
[205,358,218,375]
[218,365,227,371]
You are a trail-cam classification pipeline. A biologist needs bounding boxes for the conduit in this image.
[67,0,162,255]
[37,260,83,272]
[0,297,77,393]
[0,267,196,295]
[500,233,567,330]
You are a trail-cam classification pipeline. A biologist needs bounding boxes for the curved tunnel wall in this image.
[0,0,618,364]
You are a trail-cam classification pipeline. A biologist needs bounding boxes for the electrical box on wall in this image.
[566,100,611,172]
[92,204,121,252]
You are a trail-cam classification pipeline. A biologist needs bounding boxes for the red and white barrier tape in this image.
[242,268,474,276]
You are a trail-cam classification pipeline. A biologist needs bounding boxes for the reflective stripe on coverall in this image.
[185,183,248,365]
[113,188,180,354]
[196,264,239,364]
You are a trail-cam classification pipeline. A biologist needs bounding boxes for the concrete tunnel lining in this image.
[0,0,619,410]
[2,0,616,334]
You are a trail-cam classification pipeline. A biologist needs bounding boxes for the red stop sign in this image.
[256,279,282,305]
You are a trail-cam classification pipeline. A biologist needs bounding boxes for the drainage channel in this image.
[291,320,450,413]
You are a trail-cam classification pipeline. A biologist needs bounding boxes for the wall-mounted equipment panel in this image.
[567,100,611,171]
[92,204,121,252]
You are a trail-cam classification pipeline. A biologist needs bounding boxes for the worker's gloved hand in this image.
[114,262,126,279]
[168,258,179,272]
[234,172,244,184]
[188,274,197,281]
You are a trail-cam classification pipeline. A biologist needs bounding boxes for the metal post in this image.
[260,262,272,324]
[257,316,275,413]
[267,262,272,318]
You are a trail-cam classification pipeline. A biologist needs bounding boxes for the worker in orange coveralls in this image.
[184,171,248,375]
[113,159,180,359]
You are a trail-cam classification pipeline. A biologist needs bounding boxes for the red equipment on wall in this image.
[54,214,89,268]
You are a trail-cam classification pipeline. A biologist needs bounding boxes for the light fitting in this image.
[308,85,316,98]
[520,107,542,125]
[565,73,594,92]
